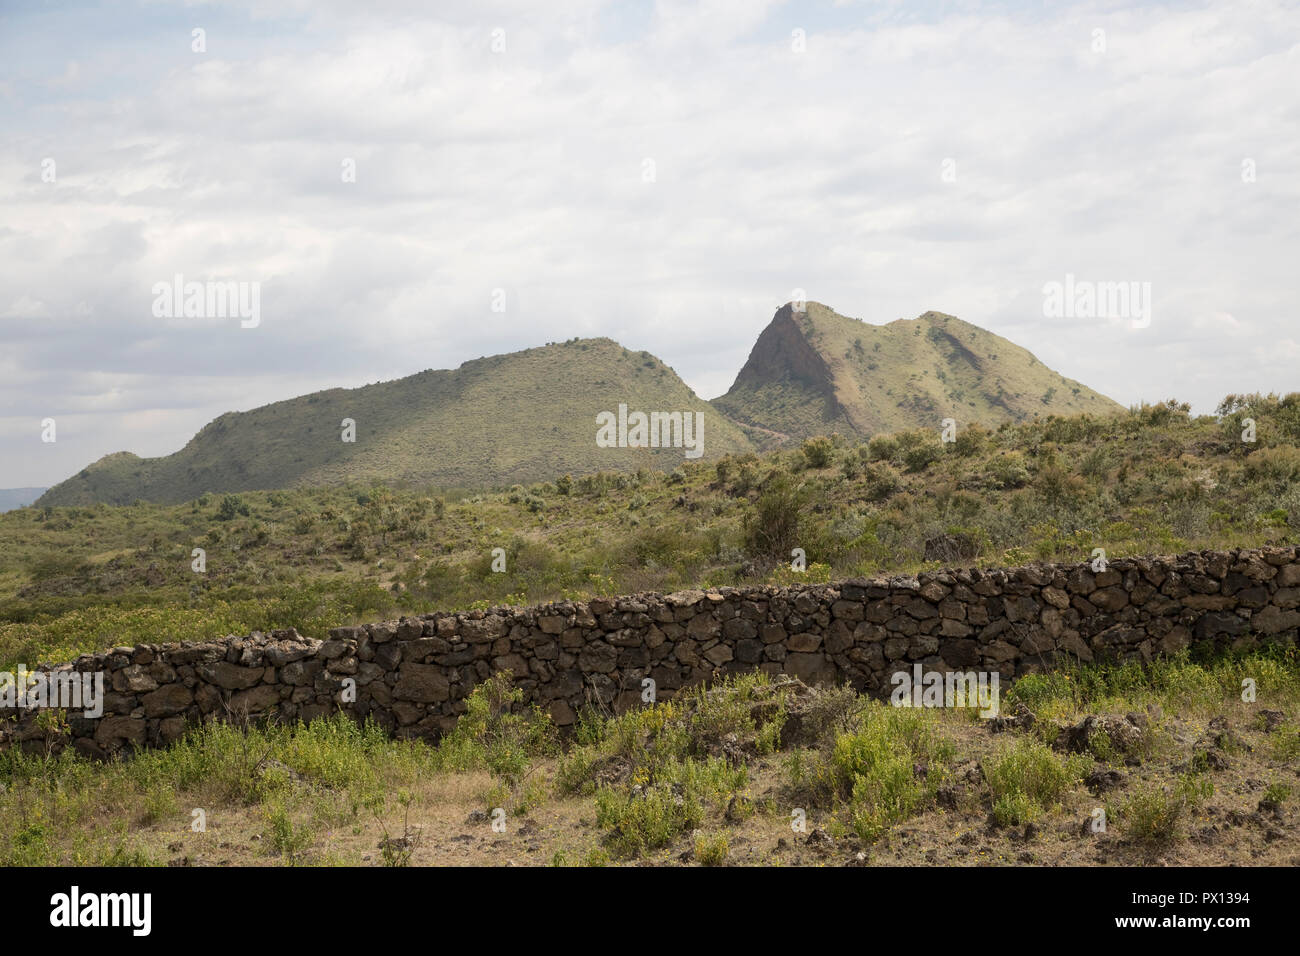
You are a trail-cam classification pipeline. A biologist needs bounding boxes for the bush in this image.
[986,452,1031,489]
[743,473,808,562]
[28,553,88,583]
[809,704,952,843]
[434,672,557,782]
[902,444,940,473]
[952,422,989,456]
[694,832,729,866]
[866,435,898,462]
[217,494,250,521]
[861,463,900,502]
[1243,446,1300,487]
[984,737,1087,826]
[801,436,835,468]
[596,785,702,856]
[1118,773,1212,843]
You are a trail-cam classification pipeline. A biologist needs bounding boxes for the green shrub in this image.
[595,785,703,856]
[867,435,898,462]
[217,494,250,521]
[801,436,835,469]
[434,672,557,782]
[986,453,1031,489]
[743,474,808,561]
[862,464,900,502]
[1118,773,1212,843]
[694,832,729,866]
[1243,446,1300,487]
[901,440,942,473]
[984,737,1087,826]
[819,704,952,842]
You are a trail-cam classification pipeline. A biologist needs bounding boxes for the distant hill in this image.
[39,303,1125,506]
[0,488,47,513]
[37,339,758,506]
[711,302,1122,439]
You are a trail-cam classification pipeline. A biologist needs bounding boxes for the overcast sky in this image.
[2,0,1298,489]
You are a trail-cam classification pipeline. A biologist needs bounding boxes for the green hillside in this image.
[38,303,1126,507]
[38,338,758,506]
[6,394,1300,670]
[712,302,1122,439]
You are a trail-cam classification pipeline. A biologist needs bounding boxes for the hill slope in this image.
[712,302,1122,439]
[38,338,757,506]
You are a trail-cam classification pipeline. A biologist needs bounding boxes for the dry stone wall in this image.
[5,547,1300,758]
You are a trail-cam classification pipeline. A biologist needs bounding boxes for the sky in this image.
[2,0,1298,489]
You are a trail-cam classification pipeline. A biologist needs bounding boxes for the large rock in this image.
[784,653,837,686]
[196,661,264,690]
[93,716,146,749]
[141,684,192,717]
[229,685,282,715]
[393,664,450,703]
[578,641,618,673]
[265,641,318,667]
[461,616,508,643]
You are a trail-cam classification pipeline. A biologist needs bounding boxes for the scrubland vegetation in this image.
[1,650,1295,866]
[4,396,1300,669]
[2,397,1299,866]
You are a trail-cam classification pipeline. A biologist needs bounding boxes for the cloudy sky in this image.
[2,0,1298,489]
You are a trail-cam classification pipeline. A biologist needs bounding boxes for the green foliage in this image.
[1005,649,1300,716]
[867,435,899,462]
[783,701,952,843]
[985,452,1031,489]
[217,494,250,521]
[743,473,810,562]
[694,831,729,865]
[801,436,835,468]
[1115,772,1213,843]
[1263,782,1292,805]
[265,800,314,860]
[0,711,438,865]
[434,672,557,782]
[984,737,1089,826]
[596,784,703,856]
[9,390,1300,671]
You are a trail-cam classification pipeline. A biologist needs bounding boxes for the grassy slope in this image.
[37,338,757,507]
[5,396,1300,668]
[3,396,1300,869]
[713,302,1122,439]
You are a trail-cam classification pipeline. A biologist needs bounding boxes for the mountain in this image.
[711,302,1122,439]
[39,303,1126,506]
[37,339,758,506]
[0,487,47,513]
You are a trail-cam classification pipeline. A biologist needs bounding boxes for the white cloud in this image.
[0,0,1297,487]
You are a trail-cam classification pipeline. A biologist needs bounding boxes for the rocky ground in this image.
[134,677,1300,867]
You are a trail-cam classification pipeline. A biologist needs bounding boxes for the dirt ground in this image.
[142,700,1300,868]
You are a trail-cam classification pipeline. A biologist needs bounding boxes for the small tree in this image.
[744,473,808,561]
[801,436,834,469]
[216,493,249,521]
